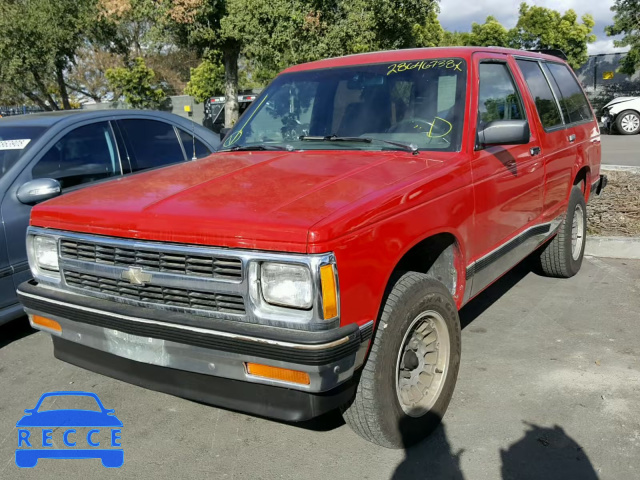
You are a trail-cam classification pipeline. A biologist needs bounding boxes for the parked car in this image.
[18,47,605,448]
[601,97,640,135]
[0,110,219,326]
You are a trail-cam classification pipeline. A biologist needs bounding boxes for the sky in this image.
[439,0,630,55]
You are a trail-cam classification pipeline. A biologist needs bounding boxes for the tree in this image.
[106,57,166,108]
[511,3,596,69]
[184,58,226,102]
[440,31,472,47]
[65,47,123,103]
[606,0,640,75]
[469,16,511,47]
[0,0,106,109]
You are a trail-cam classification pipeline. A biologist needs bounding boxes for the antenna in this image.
[191,114,197,160]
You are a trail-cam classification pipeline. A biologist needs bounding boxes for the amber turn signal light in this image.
[30,315,62,333]
[246,363,310,385]
[320,264,338,320]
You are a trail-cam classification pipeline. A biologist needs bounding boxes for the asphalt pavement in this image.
[601,134,640,167]
[1,256,639,479]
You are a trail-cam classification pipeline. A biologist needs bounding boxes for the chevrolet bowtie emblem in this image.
[121,267,152,286]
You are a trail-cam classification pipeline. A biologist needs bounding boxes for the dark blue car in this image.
[0,110,219,326]
[16,391,123,468]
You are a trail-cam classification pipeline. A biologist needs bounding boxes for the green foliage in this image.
[0,0,103,109]
[184,58,225,102]
[510,3,596,69]
[439,4,595,69]
[606,0,640,75]
[106,57,166,108]
[469,16,511,47]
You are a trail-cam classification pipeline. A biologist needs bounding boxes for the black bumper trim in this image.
[18,281,367,366]
[53,337,355,422]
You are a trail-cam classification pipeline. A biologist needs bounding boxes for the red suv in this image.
[19,47,605,448]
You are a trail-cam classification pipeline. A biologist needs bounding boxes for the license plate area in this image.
[105,330,167,364]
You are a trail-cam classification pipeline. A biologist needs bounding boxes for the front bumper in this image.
[18,281,373,421]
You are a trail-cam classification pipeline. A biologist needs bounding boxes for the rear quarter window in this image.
[544,63,593,125]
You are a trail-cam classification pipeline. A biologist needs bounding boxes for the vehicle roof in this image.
[0,109,198,128]
[282,46,564,73]
[0,108,219,148]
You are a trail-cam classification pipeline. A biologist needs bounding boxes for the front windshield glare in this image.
[221,58,467,152]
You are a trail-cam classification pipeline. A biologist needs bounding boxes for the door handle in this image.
[568,134,576,143]
[530,146,541,156]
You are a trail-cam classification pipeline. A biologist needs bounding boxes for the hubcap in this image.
[571,203,585,261]
[395,310,450,417]
[621,114,640,133]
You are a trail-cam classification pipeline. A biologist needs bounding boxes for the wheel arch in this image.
[382,231,467,310]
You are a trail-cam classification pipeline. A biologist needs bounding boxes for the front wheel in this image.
[342,274,461,448]
[615,110,640,135]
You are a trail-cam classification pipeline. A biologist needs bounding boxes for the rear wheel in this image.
[538,186,587,278]
[615,110,640,135]
[342,273,461,448]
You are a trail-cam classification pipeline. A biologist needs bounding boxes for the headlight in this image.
[260,263,313,309]
[33,235,59,271]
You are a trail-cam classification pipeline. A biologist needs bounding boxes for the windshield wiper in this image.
[299,135,418,154]
[220,144,289,152]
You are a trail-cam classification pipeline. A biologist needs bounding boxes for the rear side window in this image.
[477,63,525,125]
[516,60,563,130]
[118,119,185,173]
[544,63,593,124]
[177,128,212,159]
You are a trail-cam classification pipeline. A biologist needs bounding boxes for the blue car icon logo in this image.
[15,391,123,468]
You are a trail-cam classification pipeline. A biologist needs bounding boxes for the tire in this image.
[538,186,587,278]
[342,273,461,448]
[615,110,640,135]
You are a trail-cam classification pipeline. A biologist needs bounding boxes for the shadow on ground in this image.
[392,421,599,480]
[0,316,35,349]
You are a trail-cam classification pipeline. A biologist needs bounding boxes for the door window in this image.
[118,119,186,173]
[32,122,119,189]
[516,60,563,130]
[177,128,212,159]
[477,63,526,126]
[544,63,593,125]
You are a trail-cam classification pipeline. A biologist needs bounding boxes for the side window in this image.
[478,63,526,125]
[32,122,119,189]
[516,60,563,130]
[118,119,186,173]
[545,63,593,124]
[177,128,212,159]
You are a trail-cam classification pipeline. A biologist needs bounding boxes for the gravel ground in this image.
[589,171,640,236]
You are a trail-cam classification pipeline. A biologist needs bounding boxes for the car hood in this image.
[31,150,440,252]
[604,97,640,109]
[16,410,123,427]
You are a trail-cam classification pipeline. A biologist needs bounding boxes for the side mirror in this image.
[478,120,530,148]
[17,178,62,205]
[219,127,231,141]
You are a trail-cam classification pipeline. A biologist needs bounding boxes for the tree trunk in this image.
[23,92,52,111]
[32,71,59,110]
[56,66,72,110]
[223,46,240,128]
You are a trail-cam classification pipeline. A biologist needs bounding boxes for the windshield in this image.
[0,126,46,177]
[220,58,467,153]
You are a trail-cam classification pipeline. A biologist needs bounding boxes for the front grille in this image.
[60,239,242,280]
[64,270,246,315]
